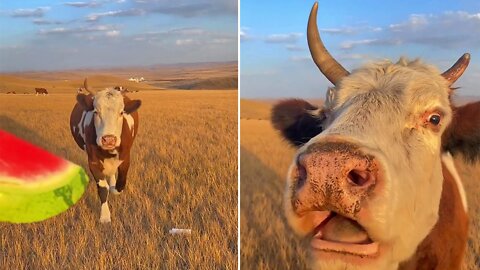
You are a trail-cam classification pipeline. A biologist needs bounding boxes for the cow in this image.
[35,88,48,95]
[6,91,16,94]
[77,87,85,94]
[70,79,141,223]
[114,86,129,93]
[271,3,479,270]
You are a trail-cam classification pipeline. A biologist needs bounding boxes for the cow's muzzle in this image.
[101,135,117,149]
[292,141,379,216]
[290,141,382,257]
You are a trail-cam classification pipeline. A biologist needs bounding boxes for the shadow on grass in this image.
[240,146,307,269]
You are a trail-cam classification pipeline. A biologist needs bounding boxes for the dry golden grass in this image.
[0,90,237,269]
[240,99,480,270]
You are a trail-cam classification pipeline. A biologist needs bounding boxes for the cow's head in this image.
[76,79,141,150]
[272,3,472,270]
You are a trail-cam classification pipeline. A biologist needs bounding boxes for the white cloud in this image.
[64,2,101,8]
[265,33,302,44]
[12,7,50,18]
[285,45,305,51]
[240,27,252,41]
[106,30,120,37]
[87,9,145,21]
[176,39,195,46]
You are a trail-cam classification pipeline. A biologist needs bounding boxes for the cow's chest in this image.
[100,157,123,176]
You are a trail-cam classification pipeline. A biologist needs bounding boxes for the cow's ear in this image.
[76,94,94,111]
[271,99,326,147]
[442,101,480,163]
[124,100,141,114]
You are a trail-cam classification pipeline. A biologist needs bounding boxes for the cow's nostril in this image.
[101,135,116,145]
[295,156,308,189]
[347,169,372,186]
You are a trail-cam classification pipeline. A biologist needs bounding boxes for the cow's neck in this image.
[398,161,468,270]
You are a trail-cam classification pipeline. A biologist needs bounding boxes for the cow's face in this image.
[270,3,470,270]
[274,60,455,269]
[76,88,141,150]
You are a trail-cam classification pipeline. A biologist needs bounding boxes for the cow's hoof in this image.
[110,187,122,195]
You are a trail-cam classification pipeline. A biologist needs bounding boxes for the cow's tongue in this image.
[311,215,379,256]
[320,215,370,244]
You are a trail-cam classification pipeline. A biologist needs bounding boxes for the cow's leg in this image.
[115,159,130,194]
[109,174,120,195]
[97,178,111,223]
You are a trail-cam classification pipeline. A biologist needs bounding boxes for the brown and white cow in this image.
[271,3,479,270]
[70,79,141,223]
[35,88,48,95]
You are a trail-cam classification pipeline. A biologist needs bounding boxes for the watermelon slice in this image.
[0,130,88,223]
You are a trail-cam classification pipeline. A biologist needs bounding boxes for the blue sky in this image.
[241,0,480,98]
[0,0,237,72]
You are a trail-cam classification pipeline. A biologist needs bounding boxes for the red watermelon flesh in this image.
[0,130,67,179]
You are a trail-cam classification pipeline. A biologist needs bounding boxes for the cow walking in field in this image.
[271,3,479,270]
[35,88,48,95]
[70,79,141,223]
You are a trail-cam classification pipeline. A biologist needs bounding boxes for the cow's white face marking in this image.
[286,59,454,269]
[92,89,125,150]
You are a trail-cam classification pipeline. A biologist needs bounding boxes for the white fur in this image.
[108,174,121,195]
[441,152,468,211]
[99,202,111,223]
[101,158,123,176]
[98,179,109,188]
[124,114,134,132]
[93,89,125,148]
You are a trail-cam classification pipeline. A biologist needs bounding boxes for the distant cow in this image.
[6,91,16,94]
[35,88,48,95]
[70,79,141,223]
[114,86,129,93]
[271,3,478,270]
[77,87,85,94]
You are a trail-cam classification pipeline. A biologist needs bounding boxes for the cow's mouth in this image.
[310,211,379,258]
[101,145,116,150]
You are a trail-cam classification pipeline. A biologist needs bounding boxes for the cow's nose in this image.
[101,135,117,146]
[292,142,379,217]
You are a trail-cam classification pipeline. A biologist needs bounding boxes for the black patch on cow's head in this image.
[271,99,325,147]
[442,101,480,163]
[76,94,94,111]
[124,99,141,114]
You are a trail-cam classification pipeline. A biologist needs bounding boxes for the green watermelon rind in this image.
[0,166,88,223]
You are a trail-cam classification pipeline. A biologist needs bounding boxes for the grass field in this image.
[0,90,237,269]
[240,99,480,270]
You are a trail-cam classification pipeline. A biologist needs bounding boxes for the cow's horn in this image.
[308,2,349,85]
[441,53,470,86]
[83,78,96,95]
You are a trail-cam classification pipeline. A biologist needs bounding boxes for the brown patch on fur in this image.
[271,99,325,146]
[442,101,480,162]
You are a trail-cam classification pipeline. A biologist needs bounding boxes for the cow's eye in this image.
[120,111,124,116]
[428,113,441,126]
